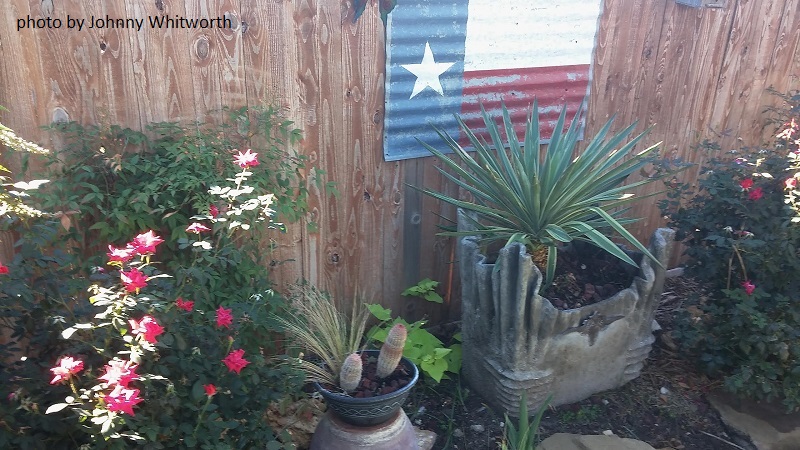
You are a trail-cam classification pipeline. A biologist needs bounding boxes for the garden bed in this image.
[277,277,756,449]
[402,276,756,449]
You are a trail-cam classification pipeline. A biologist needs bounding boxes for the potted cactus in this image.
[276,285,419,432]
[314,324,419,427]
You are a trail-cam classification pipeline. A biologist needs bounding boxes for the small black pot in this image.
[313,350,419,427]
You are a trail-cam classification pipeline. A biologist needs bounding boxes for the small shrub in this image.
[773,89,800,218]
[31,106,331,311]
[501,393,550,450]
[0,217,89,449]
[1,114,313,447]
[0,114,50,219]
[660,92,800,410]
[42,230,301,448]
[401,278,443,304]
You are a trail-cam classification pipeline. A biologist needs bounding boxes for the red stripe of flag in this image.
[459,64,590,145]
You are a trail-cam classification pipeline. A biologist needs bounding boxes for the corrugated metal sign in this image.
[383,0,603,161]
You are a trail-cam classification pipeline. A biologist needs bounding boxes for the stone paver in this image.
[538,433,671,450]
[709,390,800,450]
[415,427,437,450]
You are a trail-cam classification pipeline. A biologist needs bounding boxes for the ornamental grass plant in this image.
[275,284,370,387]
[276,285,424,398]
[417,102,666,287]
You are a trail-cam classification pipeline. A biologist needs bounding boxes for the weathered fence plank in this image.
[1,0,799,319]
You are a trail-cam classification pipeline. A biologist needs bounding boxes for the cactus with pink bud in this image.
[339,353,363,392]
[376,323,407,378]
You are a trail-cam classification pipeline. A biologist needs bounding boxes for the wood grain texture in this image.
[1,0,798,320]
[0,0,53,262]
[239,1,307,294]
[185,0,223,123]
[88,0,144,128]
[128,0,196,124]
[1,0,48,152]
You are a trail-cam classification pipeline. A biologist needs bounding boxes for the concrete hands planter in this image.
[457,210,675,417]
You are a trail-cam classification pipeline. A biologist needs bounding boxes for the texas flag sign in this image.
[383,0,604,161]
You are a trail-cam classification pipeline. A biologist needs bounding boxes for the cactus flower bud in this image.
[377,323,407,378]
[339,353,363,392]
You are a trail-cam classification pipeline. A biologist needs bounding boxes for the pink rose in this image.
[128,315,165,344]
[50,356,84,385]
[216,306,233,329]
[222,349,250,374]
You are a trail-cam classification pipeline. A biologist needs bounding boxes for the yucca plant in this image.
[418,102,664,287]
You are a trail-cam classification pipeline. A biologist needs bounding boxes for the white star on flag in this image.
[401,42,455,99]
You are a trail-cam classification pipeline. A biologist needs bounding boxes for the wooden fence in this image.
[1,0,798,322]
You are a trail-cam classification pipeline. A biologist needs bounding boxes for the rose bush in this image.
[43,227,300,448]
[660,93,800,410]
[31,106,333,312]
[2,111,314,448]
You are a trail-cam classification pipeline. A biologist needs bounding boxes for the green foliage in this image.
[31,106,323,311]
[661,94,800,411]
[365,304,461,383]
[0,115,50,218]
[771,89,800,219]
[0,217,89,448]
[1,108,315,447]
[401,278,443,303]
[691,288,800,409]
[501,393,550,450]
[61,234,299,448]
[660,143,800,293]
[1,227,301,448]
[417,102,666,287]
[557,404,603,424]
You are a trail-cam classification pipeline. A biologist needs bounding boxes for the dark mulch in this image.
[546,243,639,310]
